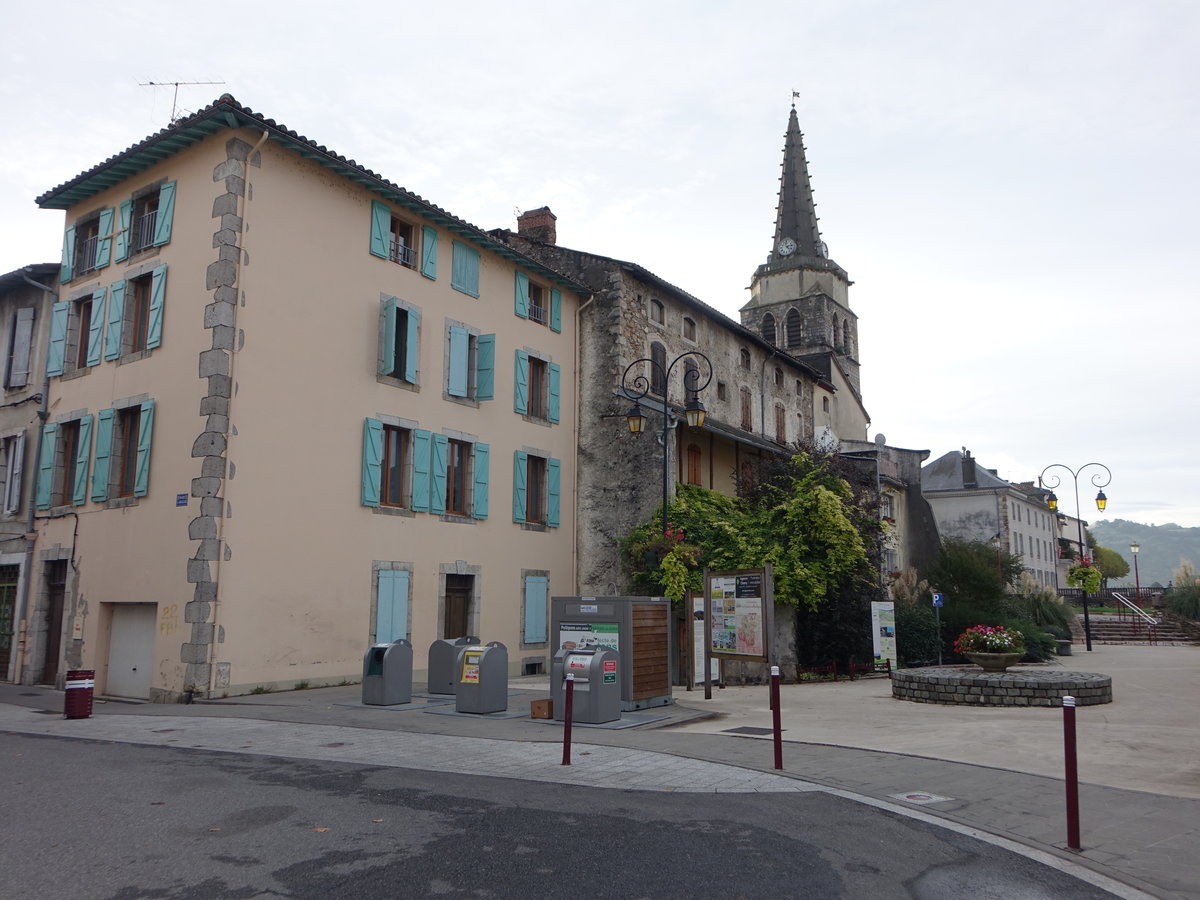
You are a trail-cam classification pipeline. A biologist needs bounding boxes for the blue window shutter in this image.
[152,181,176,246]
[404,307,420,383]
[105,280,125,361]
[92,409,114,502]
[472,442,489,519]
[36,423,57,510]
[115,199,132,262]
[448,326,469,397]
[379,296,397,376]
[476,334,495,400]
[146,265,167,349]
[361,418,382,507]
[412,429,431,512]
[86,288,106,367]
[451,242,480,297]
[512,451,527,522]
[514,272,529,318]
[431,433,448,515]
[524,575,549,644]
[72,415,93,506]
[369,200,390,258]
[421,225,438,279]
[46,302,69,376]
[95,208,114,270]
[547,458,561,527]
[133,399,155,498]
[376,569,410,642]
[549,363,561,424]
[514,350,529,414]
[60,227,75,283]
[550,288,562,333]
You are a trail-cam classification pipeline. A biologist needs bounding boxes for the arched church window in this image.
[843,320,851,354]
[831,314,840,347]
[761,313,777,345]
[785,309,803,348]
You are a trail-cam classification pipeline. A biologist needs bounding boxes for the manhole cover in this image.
[889,791,953,805]
[722,726,780,735]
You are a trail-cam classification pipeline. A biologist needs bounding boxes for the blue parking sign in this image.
[931,592,943,607]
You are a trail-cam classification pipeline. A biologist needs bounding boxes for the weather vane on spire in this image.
[791,90,800,108]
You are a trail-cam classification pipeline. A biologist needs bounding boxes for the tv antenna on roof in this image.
[140,79,226,123]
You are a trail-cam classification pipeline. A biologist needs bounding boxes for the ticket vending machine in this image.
[551,647,621,724]
[427,636,479,695]
[454,641,508,714]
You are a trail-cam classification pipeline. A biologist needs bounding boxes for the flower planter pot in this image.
[964,651,1023,673]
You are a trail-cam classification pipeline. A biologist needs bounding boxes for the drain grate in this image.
[722,726,779,735]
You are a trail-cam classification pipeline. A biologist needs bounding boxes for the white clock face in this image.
[777,237,797,256]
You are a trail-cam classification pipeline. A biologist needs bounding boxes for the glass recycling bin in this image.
[428,636,478,695]
[454,641,508,714]
[362,639,413,706]
[552,647,621,724]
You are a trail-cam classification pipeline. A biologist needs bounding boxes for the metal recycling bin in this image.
[454,642,508,714]
[63,669,95,720]
[361,640,413,706]
[427,636,479,695]
[552,648,621,724]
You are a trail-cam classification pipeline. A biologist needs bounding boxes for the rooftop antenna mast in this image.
[140,79,226,122]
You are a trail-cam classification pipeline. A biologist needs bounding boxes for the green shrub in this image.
[895,600,941,666]
[1165,585,1200,620]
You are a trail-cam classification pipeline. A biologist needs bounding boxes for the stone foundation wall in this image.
[892,666,1112,706]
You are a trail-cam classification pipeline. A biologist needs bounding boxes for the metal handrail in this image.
[1112,592,1158,626]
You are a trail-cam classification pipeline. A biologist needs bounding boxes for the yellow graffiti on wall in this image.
[159,604,179,635]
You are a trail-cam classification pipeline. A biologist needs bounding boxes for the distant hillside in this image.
[1089,519,1200,587]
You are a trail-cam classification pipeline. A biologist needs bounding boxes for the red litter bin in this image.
[63,669,95,720]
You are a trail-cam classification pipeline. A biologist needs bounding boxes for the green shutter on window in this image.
[92,408,114,502]
[476,334,495,400]
[548,363,561,424]
[60,227,75,283]
[95,208,114,270]
[86,288,106,368]
[523,575,549,644]
[431,433,448,515]
[404,307,420,383]
[514,272,529,319]
[152,181,176,246]
[448,327,469,398]
[512,450,527,522]
[380,296,397,376]
[105,280,125,361]
[115,199,132,262]
[547,458,561,527]
[376,569,409,642]
[370,200,390,258]
[72,415,93,506]
[550,288,562,333]
[133,399,154,498]
[36,423,57,510]
[146,265,167,349]
[472,442,489,520]
[514,350,529,414]
[412,429,431,512]
[46,302,69,376]
[421,225,438,279]
[361,418,382,507]
[451,242,480,297]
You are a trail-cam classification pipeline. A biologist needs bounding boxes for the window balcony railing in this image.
[74,235,99,276]
[389,239,417,268]
[131,210,158,253]
[528,302,547,324]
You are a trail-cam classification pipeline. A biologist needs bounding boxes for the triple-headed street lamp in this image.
[621,350,714,538]
[1040,462,1112,652]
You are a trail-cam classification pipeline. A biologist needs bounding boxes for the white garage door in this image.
[106,603,156,699]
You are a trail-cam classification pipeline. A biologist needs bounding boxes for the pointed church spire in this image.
[771,108,828,262]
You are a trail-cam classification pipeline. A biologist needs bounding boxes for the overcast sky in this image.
[3,1,1197,529]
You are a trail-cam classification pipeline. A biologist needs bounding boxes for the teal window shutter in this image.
[369,200,390,258]
[376,569,410,642]
[451,242,480,297]
[36,423,57,510]
[133,399,154,497]
[550,288,562,333]
[72,415,93,506]
[512,451,527,522]
[476,334,495,400]
[152,181,176,246]
[448,326,469,398]
[92,409,114,502]
[105,280,126,361]
[379,296,397,376]
[412,429,431,512]
[472,442,489,519]
[548,363,561,424]
[115,199,132,262]
[421,225,438,279]
[86,288,106,367]
[514,272,530,318]
[361,418,382,507]
[431,433,448,514]
[547,458,561,527]
[60,227,75,283]
[46,302,69,376]
[146,265,167,349]
[523,575,549,644]
[404,307,420,383]
[514,350,529,414]
[95,208,114,270]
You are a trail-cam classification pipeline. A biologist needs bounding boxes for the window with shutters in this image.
[528,357,547,419]
[388,216,417,268]
[72,294,95,372]
[739,347,751,370]
[114,181,176,264]
[650,342,666,395]
[362,420,489,521]
[128,274,152,354]
[514,272,562,332]
[513,350,560,424]
[129,192,160,255]
[775,403,786,443]
[1,432,26,516]
[114,407,141,498]
[88,398,156,506]
[681,316,696,342]
[525,454,546,524]
[73,216,102,278]
[521,571,549,646]
[380,425,410,508]
[452,242,481,298]
[445,322,495,404]
[445,439,471,516]
[39,417,89,509]
[81,265,168,368]
[54,288,106,378]
[378,296,421,388]
[649,298,665,325]
[373,564,412,644]
[740,387,752,431]
[4,308,36,389]
[528,282,547,325]
[512,450,560,528]
[369,201,438,278]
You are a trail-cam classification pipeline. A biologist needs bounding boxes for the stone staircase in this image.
[1072,614,1197,645]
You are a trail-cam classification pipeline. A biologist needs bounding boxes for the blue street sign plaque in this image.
[931,592,943,607]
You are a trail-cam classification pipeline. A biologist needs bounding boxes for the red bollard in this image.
[1063,695,1081,850]
[771,665,783,770]
[561,673,574,766]
[63,670,95,720]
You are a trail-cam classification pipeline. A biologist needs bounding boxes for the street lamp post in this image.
[1039,462,1112,652]
[621,350,714,538]
[991,533,1002,581]
[1130,541,1141,606]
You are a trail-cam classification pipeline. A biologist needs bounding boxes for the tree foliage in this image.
[1092,546,1130,586]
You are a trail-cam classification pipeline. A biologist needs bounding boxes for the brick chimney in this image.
[517,206,557,245]
[961,449,977,488]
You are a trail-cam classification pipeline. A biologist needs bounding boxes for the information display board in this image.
[871,601,897,669]
[706,569,771,660]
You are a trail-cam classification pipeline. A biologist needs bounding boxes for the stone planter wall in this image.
[892,667,1111,707]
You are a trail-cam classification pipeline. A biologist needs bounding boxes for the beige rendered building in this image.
[28,95,587,700]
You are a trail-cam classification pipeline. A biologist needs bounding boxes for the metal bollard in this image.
[771,665,783,770]
[1063,695,1081,850]
[561,673,574,766]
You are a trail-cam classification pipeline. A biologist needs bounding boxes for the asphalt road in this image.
[3,732,1122,899]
